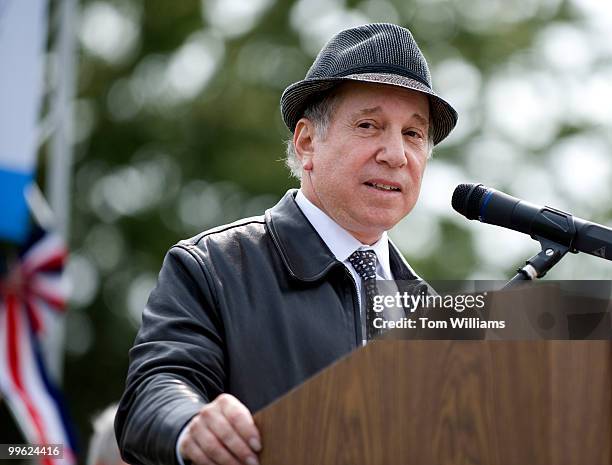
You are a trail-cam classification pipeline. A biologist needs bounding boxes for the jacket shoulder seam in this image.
[172,244,221,312]
[187,218,266,246]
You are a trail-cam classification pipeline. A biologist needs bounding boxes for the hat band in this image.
[331,63,431,89]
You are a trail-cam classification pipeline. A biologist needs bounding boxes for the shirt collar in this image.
[295,189,392,279]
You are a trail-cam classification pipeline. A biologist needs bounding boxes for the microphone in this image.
[452,183,612,262]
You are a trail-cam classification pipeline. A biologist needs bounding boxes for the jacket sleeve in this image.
[115,244,226,465]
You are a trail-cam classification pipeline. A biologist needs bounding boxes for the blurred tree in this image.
[3,0,610,462]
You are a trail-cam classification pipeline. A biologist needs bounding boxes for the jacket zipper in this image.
[344,268,363,347]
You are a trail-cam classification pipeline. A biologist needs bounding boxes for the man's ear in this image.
[293,118,316,171]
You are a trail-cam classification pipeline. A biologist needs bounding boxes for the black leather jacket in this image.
[115,189,418,465]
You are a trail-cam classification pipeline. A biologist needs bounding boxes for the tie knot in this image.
[348,250,378,281]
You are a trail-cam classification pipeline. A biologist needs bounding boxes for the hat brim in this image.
[280,73,458,146]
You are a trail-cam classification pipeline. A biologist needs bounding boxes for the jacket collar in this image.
[389,240,418,280]
[266,189,417,282]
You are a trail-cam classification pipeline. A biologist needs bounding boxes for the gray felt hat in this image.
[280,23,458,145]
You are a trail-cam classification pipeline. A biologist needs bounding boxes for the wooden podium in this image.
[254,340,612,464]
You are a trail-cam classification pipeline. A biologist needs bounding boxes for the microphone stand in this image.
[503,237,570,289]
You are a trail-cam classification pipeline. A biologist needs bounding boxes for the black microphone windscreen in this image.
[452,183,487,220]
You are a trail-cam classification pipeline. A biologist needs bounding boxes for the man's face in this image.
[299,81,431,244]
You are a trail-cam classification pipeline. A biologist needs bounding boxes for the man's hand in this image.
[179,393,262,465]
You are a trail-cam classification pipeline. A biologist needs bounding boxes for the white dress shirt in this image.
[295,190,394,292]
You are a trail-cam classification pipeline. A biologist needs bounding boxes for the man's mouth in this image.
[364,182,402,192]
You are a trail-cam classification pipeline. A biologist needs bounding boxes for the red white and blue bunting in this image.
[0,229,77,465]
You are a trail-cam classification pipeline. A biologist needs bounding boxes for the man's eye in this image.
[358,122,376,129]
[404,130,423,138]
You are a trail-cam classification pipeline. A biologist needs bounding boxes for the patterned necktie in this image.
[348,250,381,340]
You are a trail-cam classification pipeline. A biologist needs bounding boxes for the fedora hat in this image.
[280,23,458,145]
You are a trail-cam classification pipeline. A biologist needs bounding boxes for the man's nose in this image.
[376,131,407,168]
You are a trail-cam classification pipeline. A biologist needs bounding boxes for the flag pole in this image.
[46,0,78,381]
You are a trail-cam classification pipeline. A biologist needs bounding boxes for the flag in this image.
[0,0,48,243]
[0,227,77,464]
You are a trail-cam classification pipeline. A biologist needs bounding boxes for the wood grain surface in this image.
[254,341,611,465]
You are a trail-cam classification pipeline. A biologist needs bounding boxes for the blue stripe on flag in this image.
[0,167,32,243]
[28,314,79,455]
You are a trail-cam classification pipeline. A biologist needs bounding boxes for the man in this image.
[115,23,457,465]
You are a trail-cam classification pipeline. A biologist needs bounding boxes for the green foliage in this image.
[6,0,608,460]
